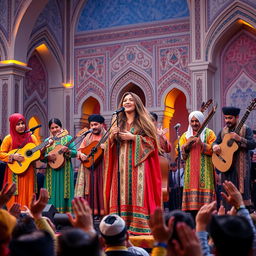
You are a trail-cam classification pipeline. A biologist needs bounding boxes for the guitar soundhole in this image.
[227,139,234,147]
[26,150,33,157]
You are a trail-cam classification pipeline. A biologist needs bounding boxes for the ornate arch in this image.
[158,71,191,108]
[11,0,48,62]
[110,69,154,109]
[205,3,256,62]
[26,35,63,89]
[24,101,48,138]
[75,84,105,115]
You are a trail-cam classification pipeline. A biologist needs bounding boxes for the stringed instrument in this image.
[48,127,88,169]
[159,155,170,202]
[200,99,213,113]
[8,130,67,174]
[212,98,256,172]
[186,103,218,152]
[80,140,104,168]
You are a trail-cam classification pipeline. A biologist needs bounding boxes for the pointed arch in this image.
[110,69,154,110]
[75,93,104,119]
[205,2,256,63]
[158,71,191,109]
[27,32,63,86]
[10,0,49,62]
[25,101,48,140]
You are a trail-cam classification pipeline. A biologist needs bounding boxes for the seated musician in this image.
[75,114,106,217]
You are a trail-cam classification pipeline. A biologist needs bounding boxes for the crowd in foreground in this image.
[0,179,255,256]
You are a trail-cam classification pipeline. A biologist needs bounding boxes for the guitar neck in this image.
[57,135,76,153]
[31,139,50,154]
[195,109,216,138]
[235,110,250,134]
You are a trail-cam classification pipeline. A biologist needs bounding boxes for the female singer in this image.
[104,92,162,235]
[43,118,77,213]
[0,113,39,209]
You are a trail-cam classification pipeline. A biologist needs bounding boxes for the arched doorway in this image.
[80,96,100,128]
[28,116,42,142]
[164,88,189,160]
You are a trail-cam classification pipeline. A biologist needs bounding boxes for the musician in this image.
[179,111,216,216]
[213,106,256,207]
[150,112,172,153]
[0,113,39,209]
[104,92,162,235]
[75,114,106,217]
[43,118,77,213]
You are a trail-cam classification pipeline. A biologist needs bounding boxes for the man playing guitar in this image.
[213,106,256,208]
[75,114,106,218]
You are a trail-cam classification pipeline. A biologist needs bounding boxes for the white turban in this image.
[185,111,206,142]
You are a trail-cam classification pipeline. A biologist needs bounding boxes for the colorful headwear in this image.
[99,214,127,243]
[9,113,32,149]
[222,106,240,116]
[88,114,105,124]
[186,111,206,142]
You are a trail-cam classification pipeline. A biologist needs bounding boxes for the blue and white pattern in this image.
[77,0,189,32]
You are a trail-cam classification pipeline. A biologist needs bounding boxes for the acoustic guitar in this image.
[212,98,256,172]
[80,140,104,169]
[48,127,88,169]
[8,130,67,174]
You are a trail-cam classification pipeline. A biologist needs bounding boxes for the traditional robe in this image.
[104,126,162,235]
[43,135,77,213]
[75,129,106,215]
[0,134,39,209]
[179,128,216,211]
[214,125,256,206]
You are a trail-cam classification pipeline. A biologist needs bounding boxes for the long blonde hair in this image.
[117,92,160,150]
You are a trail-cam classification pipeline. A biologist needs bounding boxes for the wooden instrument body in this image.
[8,143,41,174]
[212,133,239,172]
[80,141,103,169]
[159,155,170,202]
[47,144,66,169]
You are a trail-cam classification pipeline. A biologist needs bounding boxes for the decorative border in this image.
[110,70,153,109]
[205,10,256,61]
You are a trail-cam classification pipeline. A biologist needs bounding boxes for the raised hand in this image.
[9,203,21,218]
[67,197,95,235]
[172,223,203,256]
[0,183,16,208]
[29,188,49,219]
[196,201,216,232]
[221,180,243,209]
[149,207,174,243]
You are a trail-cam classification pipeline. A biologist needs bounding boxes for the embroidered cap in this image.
[99,214,126,238]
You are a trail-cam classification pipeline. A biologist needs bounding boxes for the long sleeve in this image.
[240,127,256,150]
[0,135,12,162]
[201,129,216,156]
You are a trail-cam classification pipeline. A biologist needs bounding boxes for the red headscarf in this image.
[9,113,33,149]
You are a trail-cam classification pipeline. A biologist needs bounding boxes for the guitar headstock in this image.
[52,129,69,141]
[200,99,213,113]
[76,127,89,137]
[248,98,256,111]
